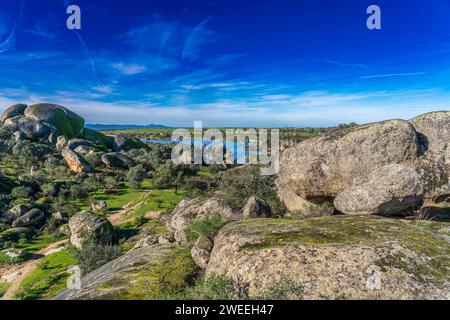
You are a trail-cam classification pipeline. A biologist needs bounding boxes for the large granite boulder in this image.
[4,116,53,139]
[112,134,146,152]
[0,205,29,225]
[334,164,425,216]
[242,196,272,219]
[410,111,450,197]
[101,152,135,169]
[191,235,213,269]
[66,139,96,151]
[56,135,69,151]
[206,216,450,300]
[0,227,33,243]
[68,211,115,250]
[277,120,419,203]
[53,244,197,300]
[12,208,46,228]
[80,128,113,151]
[24,103,85,138]
[165,197,241,244]
[61,148,93,173]
[1,103,27,122]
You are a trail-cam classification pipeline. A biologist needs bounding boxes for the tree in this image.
[103,176,118,193]
[127,164,147,189]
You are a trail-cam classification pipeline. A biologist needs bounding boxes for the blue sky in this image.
[0,0,450,127]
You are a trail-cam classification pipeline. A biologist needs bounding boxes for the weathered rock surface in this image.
[5,116,52,139]
[53,244,197,300]
[191,235,213,269]
[91,201,107,212]
[12,208,45,228]
[24,103,85,138]
[101,152,135,168]
[206,216,450,300]
[0,205,29,225]
[112,134,146,152]
[0,227,33,243]
[1,103,27,122]
[66,138,96,151]
[410,111,450,196]
[68,211,115,250]
[242,196,272,219]
[277,120,419,203]
[56,135,69,151]
[165,197,240,244]
[61,148,93,173]
[275,180,313,212]
[334,164,425,215]
[80,128,113,151]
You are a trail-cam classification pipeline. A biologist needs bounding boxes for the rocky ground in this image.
[1,103,449,300]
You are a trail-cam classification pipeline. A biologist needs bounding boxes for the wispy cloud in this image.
[360,72,427,79]
[182,17,218,61]
[317,59,369,69]
[112,63,147,75]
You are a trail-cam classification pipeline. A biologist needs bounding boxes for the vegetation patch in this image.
[14,248,76,300]
[186,212,227,242]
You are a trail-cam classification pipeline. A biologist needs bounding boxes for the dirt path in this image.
[107,191,154,226]
[0,239,68,300]
[108,200,144,226]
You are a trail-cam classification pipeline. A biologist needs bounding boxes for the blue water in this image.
[143,139,254,162]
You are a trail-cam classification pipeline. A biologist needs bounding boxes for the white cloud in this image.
[0,88,448,128]
[360,72,427,79]
[112,63,147,75]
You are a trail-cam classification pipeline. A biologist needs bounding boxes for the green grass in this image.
[0,280,9,298]
[197,171,212,177]
[15,233,65,254]
[14,248,76,300]
[0,250,31,264]
[186,212,227,242]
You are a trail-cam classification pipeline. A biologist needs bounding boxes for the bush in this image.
[127,164,147,189]
[11,186,33,198]
[217,166,284,215]
[71,242,122,275]
[186,212,226,242]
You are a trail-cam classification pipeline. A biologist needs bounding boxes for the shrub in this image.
[71,242,122,275]
[127,164,147,189]
[11,186,33,198]
[217,166,284,214]
[186,212,226,242]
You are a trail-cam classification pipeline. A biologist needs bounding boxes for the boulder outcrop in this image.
[334,164,424,215]
[277,120,419,203]
[206,216,450,300]
[101,152,135,168]
[61,148,93,173]
[68,211,115,250]
[53,244,197,300]
[165,197,240,244]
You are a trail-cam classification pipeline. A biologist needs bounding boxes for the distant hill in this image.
[85,124,171,131]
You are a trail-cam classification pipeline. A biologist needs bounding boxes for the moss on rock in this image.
[206,216,450,299]
[52,244,198,300]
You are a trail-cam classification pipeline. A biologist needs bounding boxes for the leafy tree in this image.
[126,164,147,189]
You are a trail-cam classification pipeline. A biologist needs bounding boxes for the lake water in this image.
[143,139,255,162]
